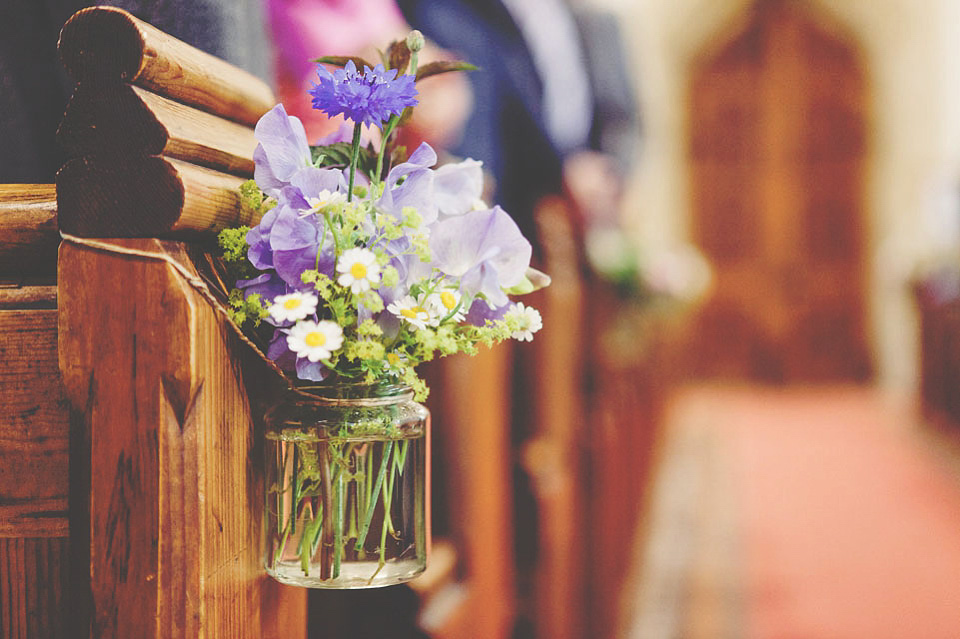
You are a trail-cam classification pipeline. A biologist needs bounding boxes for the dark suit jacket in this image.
[396,0,639,244]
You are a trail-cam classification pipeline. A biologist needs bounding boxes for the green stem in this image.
[277,443,290,536]
[395,440,409,477]
[347,122,363,202]
[315,214,328,270]
[322,211,341,255]
[274,520,291,566]
[384,447,396,535]
[354,440,394,551]
[379,468,395,565]
[333,461,344,578]
[309,500,324,557]
[374,115,401,183]
[291,444,301,535]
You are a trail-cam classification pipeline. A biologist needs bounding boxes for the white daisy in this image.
[336,248,381,294]
[426,288,465,324]
[268,292,319,324]
[286,320,344,362]
[506,302,543,342]
[387,295,437,331]
[384,352,405,371]
[306,189,347,212]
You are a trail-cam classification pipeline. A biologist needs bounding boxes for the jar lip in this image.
[288,381,414,405]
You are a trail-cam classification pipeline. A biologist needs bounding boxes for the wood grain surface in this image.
[58,6,275,127]
[56,156,255,238]
[0,185,59,279]
[0,538,71,639]
[58,239,305,638]
[58,83,257,177]
[0,309,70,538]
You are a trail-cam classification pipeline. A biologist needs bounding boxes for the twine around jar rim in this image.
[289,381,415,406]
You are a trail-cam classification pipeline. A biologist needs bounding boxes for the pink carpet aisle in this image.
[628,385,960,639]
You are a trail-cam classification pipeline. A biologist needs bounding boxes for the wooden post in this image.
[57,239,306,639]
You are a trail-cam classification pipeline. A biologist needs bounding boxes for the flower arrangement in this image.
[219,32,547,400]
[221,33,548,587]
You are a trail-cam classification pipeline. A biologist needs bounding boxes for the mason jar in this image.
[264,383,428,588]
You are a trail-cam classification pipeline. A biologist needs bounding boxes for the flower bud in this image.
[406,30,425,53]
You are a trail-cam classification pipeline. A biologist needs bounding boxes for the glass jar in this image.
[264,383,428,588]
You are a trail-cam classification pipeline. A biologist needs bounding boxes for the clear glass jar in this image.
[264,383,428,588]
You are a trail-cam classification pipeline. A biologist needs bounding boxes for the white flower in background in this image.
[336,247,381,293]
[268,291,318,323]
[506,302,542,342]
[427,288,465,323]
[387,295,437,331]
[306,189,347,212]
[287,320,343,362]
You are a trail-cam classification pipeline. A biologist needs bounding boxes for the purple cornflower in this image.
[308,60,419,128]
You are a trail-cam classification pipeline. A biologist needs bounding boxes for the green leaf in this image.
[311,143,379,177]
[415,60,479,82]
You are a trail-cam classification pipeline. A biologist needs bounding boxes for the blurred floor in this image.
[625,385,960,639]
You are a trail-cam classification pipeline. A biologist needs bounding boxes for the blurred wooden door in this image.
[687,0,872,382]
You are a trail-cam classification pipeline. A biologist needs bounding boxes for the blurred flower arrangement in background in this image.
[585,225,711,314]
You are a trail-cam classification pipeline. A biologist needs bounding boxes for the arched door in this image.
[687,0,872,382]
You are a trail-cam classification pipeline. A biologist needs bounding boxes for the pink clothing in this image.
[265,0,407,140]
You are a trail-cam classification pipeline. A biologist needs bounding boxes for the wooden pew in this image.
[0,7,307,638]
[522,196,682,639]
[0,185,70,639]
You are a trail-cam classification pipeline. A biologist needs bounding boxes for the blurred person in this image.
[395,0,640,246]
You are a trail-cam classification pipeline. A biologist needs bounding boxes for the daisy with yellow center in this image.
[306,189,347,212]
[387,295,437,331]
[506,302,543,342]
[268,291,319,323]
[287,319,344,362]
[384,352,405,371]
[427,288,465,324]
[336,247,381,294]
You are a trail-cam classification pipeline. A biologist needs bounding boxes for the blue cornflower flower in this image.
[309,60,418,128]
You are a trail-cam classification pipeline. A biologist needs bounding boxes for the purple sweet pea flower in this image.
[246,206,281,270]
[434,159,483,218]
[315,122,356,145]
[253,105,312,196]
[465,297,510,326]
[269,206,336,287]
[296,356,331,381]
[267,329,297,368]
[430,206,532,307]
[237,272,287,303]
[377,142,438,223]
[309,60,418,128]
[278,167,348,210]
